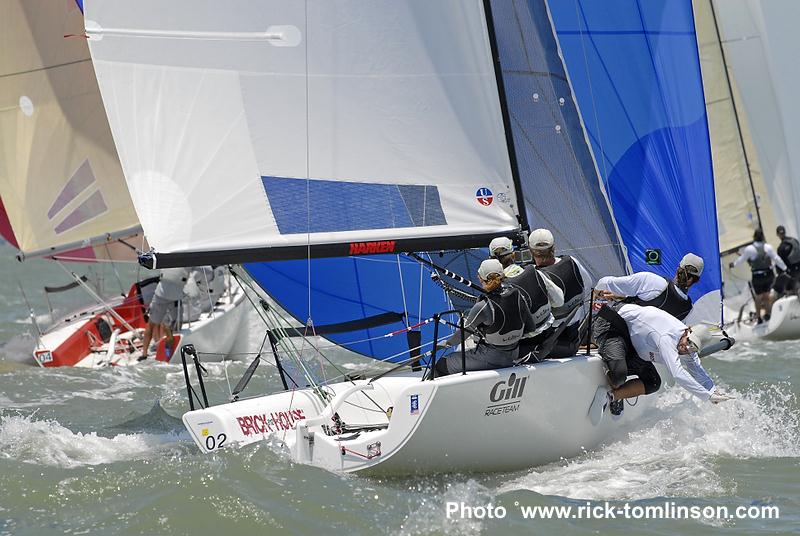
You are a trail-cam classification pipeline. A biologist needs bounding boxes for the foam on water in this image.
[0,414,187,468]
[398,479,494,536]
[500,382,799,500]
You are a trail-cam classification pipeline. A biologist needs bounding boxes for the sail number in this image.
[205,433,227,451]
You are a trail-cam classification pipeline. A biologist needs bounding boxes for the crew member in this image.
[775,225,800,295]
[528,228,594,358]
[591,302,729,417]
[434,259,536,376]
[488,236,563,360]
[140,267,190,360]
[730,229,786,323]
[593,253,704,321]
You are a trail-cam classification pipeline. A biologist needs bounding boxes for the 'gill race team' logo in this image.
[476,187,493,206]
[486,372,528,416]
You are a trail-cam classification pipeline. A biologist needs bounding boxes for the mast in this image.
[708,0,763,233]
[482,0,530,234]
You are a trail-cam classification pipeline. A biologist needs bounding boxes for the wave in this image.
[0,413,188,468]
[499,382,799,500]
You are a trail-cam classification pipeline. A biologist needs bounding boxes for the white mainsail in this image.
[85,1,523,266]
[710,0,800,239]
[0,0,141,261]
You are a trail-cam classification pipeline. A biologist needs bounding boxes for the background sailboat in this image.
[694,0,800,339]
[0,0,246,366]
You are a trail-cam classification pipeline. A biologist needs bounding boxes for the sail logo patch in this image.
[349,241,396,255]
[410,394,419,415]
[476,187,493,206]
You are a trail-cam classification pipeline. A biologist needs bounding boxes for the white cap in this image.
[489,236,514,257]
[529,228,554,251]
[478,259,504,280]
[687,324,711,354]
[680,253,704,277]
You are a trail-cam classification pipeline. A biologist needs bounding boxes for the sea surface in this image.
[0,242,798,535]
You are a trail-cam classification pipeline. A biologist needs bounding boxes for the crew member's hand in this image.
[709,390,735,404]
[593,289,625,301]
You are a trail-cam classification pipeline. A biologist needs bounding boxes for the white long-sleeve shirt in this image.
[732,242,787,271]
[615,303,715,401]
[595,272,688,302]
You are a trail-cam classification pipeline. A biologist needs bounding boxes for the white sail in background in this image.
[0,0,141,261]
[693,0,777,254]
[711,0,800,239]
[85,0,521,263]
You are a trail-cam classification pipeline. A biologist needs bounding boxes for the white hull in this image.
[183,355,655,475]
[725,295,800,341]
[35,286,248,368]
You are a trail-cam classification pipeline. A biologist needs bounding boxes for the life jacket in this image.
[779,237,800,266]
[506,265,551,328]
[626,277,692,321]
[748,243,772,273]
[478,285,527,347]
[539,255,584,319]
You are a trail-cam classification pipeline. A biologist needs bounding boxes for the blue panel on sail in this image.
[488,0,628,282]
[262,176,447,234]
[244,250,483,363]
[550,0,721,302]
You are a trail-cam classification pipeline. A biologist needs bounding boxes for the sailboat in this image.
[693,0,800,341]
[84,0,723,473]
[0,0,247,367]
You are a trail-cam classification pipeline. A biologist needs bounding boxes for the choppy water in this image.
[1,243,798,535]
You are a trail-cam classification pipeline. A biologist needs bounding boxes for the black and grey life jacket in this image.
[748,243,772,273]
[506,265,551,328]
[779,237,800,267]
[539,255,584,319]
[625,277,692,321]
[478,286,527,347]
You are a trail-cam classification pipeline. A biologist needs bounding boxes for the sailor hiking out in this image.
[488,236,564,361]
[528,228,594,358]
[591,302,731,418]
[434,259,537,376]
[593,253,704,321]
[730,229,786,323]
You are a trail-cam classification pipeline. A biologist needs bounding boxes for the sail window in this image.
[262,176,447,234]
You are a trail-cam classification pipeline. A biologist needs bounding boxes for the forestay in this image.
[550,0,722,322]
[85,0,524,267]
[0,0,141,262]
